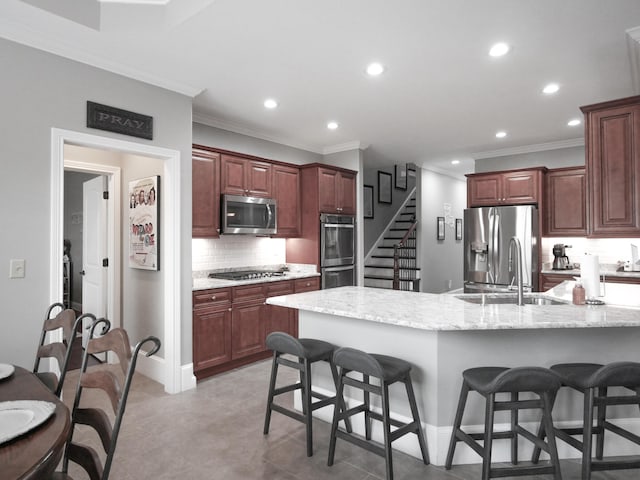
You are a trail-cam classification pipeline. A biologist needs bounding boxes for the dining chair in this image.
[52,318,161,480]
[33,302,93,397]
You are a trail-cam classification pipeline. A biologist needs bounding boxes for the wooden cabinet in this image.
[538,273,570,291]
[264,281,296,338]
[317,167,356,214]
[272,164,301,237]
[294,276,320,292]
[220,154,272,198]
[544,167,587,236]
[230,284,267,360]
[192,288,232,373]
[467,168,545,207]
[192,147,220,238]
[582,96,640,237]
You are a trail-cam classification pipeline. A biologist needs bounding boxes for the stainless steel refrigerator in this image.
[464,205,538,293]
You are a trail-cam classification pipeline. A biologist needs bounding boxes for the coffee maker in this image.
[552,244,571,270]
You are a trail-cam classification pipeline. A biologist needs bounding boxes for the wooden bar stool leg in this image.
[582,387,595,480]
[541,391,563,480]
[327,368,346,467]
[531,389,557,463]
[363,374,372,440]
[263,352,279,434]
[595,386,607,460]
[511,391,518,465]
[482,394,496,480]
[381,382,394,480]
[329,359,352,433]
[445,381,470,469]
[303,358,313,457]
[404,374,429,464]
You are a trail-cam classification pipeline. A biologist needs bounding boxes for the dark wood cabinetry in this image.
[467,168,545,207]
[192,147,220,238]
[582,96,640,237]
[220,154,273,198]
[272,164,301,237]
[544,167,587,236]
[317,167,356,214]
[192,276,319,380]
[538,273,570,291]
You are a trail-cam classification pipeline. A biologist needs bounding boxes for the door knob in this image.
[79,270,86,276]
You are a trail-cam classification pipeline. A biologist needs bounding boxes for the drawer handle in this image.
[211,295,216,301]
[306,282,311,286]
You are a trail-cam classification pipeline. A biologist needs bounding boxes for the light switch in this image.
[10,259,25,279]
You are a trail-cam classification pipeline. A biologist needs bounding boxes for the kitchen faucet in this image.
[508,236,524,306]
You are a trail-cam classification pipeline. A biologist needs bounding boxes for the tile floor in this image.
[59,360,639,480]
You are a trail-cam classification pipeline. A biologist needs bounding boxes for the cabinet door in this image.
[467,174,502,206]
[192,149,219,237]
[231,302,265,359]
[318,168,339,212]
[294,277,320,292]
[502,170,540,205]
[545,168,587,236]
[338,171,357,214]
[272,165,300,237]
[220,154,248,196]
[247,160,273,197]
[587,103,640,236]
[264,281,295,337]
[193,306,232,371]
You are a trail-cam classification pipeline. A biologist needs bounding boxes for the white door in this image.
[82,175,108,347]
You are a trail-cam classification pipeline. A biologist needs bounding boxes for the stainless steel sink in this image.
[455,294,569,306]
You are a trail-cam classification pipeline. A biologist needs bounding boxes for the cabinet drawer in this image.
[294,277,320,292]
[266,280,294,297]
[193,288,232,308]
[233,283,266,303]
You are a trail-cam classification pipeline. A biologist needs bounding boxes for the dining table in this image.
[0,365,71,479]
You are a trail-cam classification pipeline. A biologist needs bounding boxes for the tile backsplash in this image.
[193,236,286,272]
[541,237,640,266]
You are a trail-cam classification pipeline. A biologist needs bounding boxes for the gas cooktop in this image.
[208,269,286,281]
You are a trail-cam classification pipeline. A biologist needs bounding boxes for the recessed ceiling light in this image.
[366,63,385,76]
[327,121,339,130]
[568,118,581,127]
[489,43,510,57]
[495,131,507,138]
[542,83,560,94]
[263,98,278,109]
[451,160,460,165]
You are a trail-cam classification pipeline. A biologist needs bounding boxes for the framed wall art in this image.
[437,216,445,240]
[455,218,463,241]
[129,175,159,270]
[395,163,407,190]
[364,184,374,219]
[378,171,392,204]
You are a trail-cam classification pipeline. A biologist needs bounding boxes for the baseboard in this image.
[133,348,165,385]
[181,363,197,391]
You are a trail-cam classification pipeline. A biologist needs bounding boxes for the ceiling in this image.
[2,0,640,175]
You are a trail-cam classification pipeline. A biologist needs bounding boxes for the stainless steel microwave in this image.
[221,194,277,235]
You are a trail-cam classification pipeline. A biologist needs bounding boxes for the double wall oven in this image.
[320,213,355,289]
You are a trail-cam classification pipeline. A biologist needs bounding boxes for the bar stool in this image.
[445,366,562,480]
[263,332,351,457]
[531,361,640,480]
[327,347,429,480]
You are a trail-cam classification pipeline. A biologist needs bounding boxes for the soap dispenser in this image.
[572,283,586,305]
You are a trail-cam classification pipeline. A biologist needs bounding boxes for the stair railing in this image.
[393,219,419,291]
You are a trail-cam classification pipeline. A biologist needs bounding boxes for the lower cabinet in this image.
[193,276,319,380]
[539,273,640,292]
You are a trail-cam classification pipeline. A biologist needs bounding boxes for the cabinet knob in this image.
[228,308,232,312]
[306,282,311,286]
[211,295,216,300]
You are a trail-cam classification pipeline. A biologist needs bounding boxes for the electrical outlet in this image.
[10,259,25,279]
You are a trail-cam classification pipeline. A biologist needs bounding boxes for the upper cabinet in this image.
[272,164,301,238]
[220,154,273,198]
[467,168,545,207]
[192,147,220,238]
[317,167,357,214]
[544,167,587,236]
[581,96,640,237]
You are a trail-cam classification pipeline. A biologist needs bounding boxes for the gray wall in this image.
[0,38,192,368]
[418,170,467,293]
[474,145,584,172]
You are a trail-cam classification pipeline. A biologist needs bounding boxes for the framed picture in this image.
[378,171,392,204]
[395,164,407,190]
[129,175,159,270]
[363,184,374,219]
[437,216,445,240]
[455,218,463,241]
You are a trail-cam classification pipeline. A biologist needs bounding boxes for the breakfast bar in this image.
[267,282,640,466]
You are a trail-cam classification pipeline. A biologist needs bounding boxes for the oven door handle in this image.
[322,223,354,228]
[323,265,354,272]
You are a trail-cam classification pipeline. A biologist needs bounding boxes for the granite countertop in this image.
[266,283,640,331]
[192,265,319,291]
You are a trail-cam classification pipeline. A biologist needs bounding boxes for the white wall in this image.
[0,38,192,368]
[419,170,467,293]
[474,145,585,172]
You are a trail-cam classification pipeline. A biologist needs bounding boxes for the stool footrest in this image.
[468,431,513,441]
[590,457,640,471]
[270,403,306,423]
[335,429,386,458]
[493,399,543,411]
[273,383,301,396]
[595,394,640,407]
[490,464,556,478]
[368,410,408,429]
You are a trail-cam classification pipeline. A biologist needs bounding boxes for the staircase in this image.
[364,192,420,291]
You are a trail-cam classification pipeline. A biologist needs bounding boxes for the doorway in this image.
[50,128,184,394]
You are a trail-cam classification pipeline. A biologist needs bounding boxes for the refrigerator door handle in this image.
[492,209,500,284]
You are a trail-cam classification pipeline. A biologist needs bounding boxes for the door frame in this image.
[50,128,183,394]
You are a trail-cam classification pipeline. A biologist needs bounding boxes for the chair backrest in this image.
[33,303,87,397]
[61,318,161,480]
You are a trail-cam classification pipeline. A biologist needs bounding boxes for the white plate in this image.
[0,364,15,380]
[0,400,56,445]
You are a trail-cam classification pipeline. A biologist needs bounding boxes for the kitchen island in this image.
[267,283,640,465]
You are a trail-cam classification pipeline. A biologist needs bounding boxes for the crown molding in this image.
[0,18,203,97]
[471,137,584,160]
[627,26,640,95]
[323,141,367,155]
[193,111,325,154]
